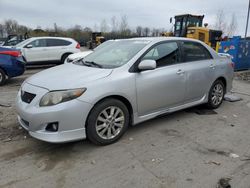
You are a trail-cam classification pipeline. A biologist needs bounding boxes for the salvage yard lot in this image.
[0,68,250,188]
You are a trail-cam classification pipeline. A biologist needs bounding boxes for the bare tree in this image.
[83,27,92,33]
[111,16,119,32]
[4,19,19,34]
[214,10,227,33]
[100,19,109,33]
[227,13,238,37]
[142,27,150,37]
[120,15,129,34]
[0,24,5,37]
[151,28,160,37]
[136,26,143,36]
[17,25,29,34]
[93,23,99,32]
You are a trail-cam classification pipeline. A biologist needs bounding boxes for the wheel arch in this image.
[61,52,73,61]
[0,66,8,76]
[215,76,227,91]
[86,95,134,126]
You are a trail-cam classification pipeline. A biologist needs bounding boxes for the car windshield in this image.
[93,40,115,51]
[78,40,150,69]
[15,38,32,47]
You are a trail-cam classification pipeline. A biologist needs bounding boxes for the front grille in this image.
[21,91,36,104]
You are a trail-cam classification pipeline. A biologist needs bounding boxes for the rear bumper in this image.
[6,59,26,78]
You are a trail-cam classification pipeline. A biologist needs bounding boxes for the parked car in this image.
[0,47,26,85]
[16,37,234,145]
[64,40,115,63]
[15,37,81,64]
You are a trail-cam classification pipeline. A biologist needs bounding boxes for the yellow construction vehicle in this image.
[162,14,222,50]
[186,26,222,50]
[87,32,106,49]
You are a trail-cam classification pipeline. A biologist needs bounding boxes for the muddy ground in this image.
[0,67,250,188]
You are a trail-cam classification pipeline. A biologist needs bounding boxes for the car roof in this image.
[113,37,218,58]
[117,37,205,43]
[29,36,74,41]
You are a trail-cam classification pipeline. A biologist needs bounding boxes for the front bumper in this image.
[16,82,93,143]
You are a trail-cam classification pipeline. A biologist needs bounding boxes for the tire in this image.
[61,54,70,64]
[207,80,225,109]
[86,99,129,145]
[0,68,6,86]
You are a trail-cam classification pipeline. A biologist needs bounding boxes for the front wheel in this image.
[61,54,70,64]
[86,99,129,145]
[207,80,225,109]
[0,68,6,86]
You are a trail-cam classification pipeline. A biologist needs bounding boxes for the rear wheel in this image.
[207,80,225,109]
[86,99,129,145]
[0,68,6,86]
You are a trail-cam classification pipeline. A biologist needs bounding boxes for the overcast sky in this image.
[0,0,249,36]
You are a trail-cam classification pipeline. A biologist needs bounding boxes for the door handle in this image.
[176,69,185,75]
[209,64,215,69]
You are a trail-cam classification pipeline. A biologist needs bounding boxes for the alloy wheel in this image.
[211,83,224,106]
[95,106,125,140]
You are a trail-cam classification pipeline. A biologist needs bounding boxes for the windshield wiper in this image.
[81,60,102,68]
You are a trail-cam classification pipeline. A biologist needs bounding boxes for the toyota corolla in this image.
[16,37,234,145]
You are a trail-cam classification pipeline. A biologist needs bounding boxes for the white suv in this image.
[15,37,81,64]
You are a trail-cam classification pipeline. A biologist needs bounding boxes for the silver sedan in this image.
[16,37,234,145]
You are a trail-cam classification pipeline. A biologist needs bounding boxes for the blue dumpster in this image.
[218,36,250,71]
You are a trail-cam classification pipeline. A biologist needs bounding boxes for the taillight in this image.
[76,43,80,49]
[0,50,21,57]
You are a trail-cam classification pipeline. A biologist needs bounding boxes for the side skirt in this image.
[132,95,208,125]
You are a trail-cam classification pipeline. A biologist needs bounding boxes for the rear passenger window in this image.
[142,42,180,67]
[27,39,46,48]
[181,42,212,62]
[46,39,72,47]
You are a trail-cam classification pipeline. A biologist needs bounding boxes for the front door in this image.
[23,39,48,62]
[135,42,187,116]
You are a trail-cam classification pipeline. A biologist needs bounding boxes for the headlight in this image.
[40,88,86,107]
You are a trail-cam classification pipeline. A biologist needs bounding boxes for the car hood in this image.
[26,64,113,90]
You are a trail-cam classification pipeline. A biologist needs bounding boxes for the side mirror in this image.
[138,60,156,71]
[170,17,173,24]
[25,44,33,48]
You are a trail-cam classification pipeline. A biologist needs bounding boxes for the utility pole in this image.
[245,0,250,38]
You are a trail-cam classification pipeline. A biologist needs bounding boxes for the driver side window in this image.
[142,42,180,67]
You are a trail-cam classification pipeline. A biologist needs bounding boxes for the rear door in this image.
[46,39,72,61]
[23,39,48,62]
[135,41,187,116]
[179,41,215,102]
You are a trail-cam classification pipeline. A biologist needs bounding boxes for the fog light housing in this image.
[45,122,59,132]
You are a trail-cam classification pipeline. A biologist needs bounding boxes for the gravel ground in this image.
[235,71,250,82]
[0,67,250,188]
